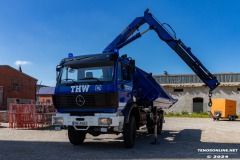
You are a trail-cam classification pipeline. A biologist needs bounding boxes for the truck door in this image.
[117,62,133,110]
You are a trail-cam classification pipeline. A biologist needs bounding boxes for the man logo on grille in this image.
[76,95,85,106]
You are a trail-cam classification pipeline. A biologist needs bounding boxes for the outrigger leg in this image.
[151,106,159,145]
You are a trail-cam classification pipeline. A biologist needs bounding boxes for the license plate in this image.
[73,121,88,126]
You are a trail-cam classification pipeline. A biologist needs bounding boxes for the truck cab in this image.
[53,52,145,147]
[53,52,135,114]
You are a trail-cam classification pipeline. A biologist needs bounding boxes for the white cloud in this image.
[15,60,32,65]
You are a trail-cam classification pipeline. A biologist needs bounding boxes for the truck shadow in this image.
[0,129,239,159]
[78,128,240,159]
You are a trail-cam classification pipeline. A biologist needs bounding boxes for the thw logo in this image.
[71,85,90,93]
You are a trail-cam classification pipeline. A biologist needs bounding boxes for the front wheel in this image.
[68,127,86,145]
[123,116,136,148]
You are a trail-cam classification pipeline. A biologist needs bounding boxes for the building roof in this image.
[0,65,37,81]
[37,84,49,91]
[154,73,240,85]
[37,87,55,95]
[161,82,240,88]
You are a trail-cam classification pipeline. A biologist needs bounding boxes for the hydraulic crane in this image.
[103,9,219,93]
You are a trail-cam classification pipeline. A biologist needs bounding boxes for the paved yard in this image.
[0,118,239,159]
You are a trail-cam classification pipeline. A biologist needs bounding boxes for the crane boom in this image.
[103,9,219,91]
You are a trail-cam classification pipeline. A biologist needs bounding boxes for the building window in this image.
[174,89,183,92]
[13,82,20,91]
[237,88,240,92]
[46,99,51,105]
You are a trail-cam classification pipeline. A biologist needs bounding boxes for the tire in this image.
[229,116,236,121]
[147,113,163,135]
[232,117,236,121]
[68,127,86,145]
[123,116,136,148]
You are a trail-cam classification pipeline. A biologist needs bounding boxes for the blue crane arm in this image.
[103,9,219,91]
[143,9,219,91]
[103,17,146,53]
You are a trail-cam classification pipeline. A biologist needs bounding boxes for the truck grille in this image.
[53,93,118,109]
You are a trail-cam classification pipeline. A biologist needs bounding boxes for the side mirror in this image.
[56,66,61,81]
[129,60,135,75]
[56,66,61,72]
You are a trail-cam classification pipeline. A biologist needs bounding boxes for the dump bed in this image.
[133,67,177,108]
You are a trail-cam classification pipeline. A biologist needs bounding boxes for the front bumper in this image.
[52,113,124,131]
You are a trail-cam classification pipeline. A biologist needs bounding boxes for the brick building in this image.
[154,73,240,114]
[0,65,37,110]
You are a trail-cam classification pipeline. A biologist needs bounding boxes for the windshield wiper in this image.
[79,77,103,84]
[62,78,79,85]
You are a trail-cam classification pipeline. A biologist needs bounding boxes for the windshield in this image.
[59,61,115,85]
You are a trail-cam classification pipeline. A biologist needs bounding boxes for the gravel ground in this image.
[0,118,239,159]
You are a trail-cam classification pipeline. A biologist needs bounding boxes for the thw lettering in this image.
[71,85,90,93]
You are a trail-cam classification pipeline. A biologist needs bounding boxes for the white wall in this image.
[163,86,240,114]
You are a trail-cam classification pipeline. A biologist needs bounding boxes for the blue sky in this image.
[0,0,239,86]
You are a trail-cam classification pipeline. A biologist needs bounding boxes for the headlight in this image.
[99,118,112,126]
[53,117,64,125]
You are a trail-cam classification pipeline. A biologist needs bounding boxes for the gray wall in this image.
[163,86,240,114]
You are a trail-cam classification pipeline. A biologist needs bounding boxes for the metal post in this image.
[151,106,159,145]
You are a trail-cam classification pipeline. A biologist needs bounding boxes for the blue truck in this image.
[52,9,219,148]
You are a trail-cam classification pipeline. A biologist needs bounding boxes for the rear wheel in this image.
[229,116,236,121]
[68,127,86,145]
[233,116,236,121]
[123,116,136,148]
